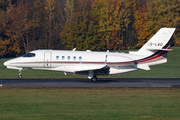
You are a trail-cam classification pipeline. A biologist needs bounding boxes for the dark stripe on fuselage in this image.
[136,46,170,63]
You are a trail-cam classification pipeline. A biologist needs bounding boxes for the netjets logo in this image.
[147,42,163,46]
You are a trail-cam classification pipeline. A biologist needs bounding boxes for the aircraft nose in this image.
[4,61,11,66]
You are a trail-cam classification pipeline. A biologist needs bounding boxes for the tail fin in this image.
[137,27,176,56]
[129,27,176,69]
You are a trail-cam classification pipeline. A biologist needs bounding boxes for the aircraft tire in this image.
[91,75,97,82]
[18,75,22,79]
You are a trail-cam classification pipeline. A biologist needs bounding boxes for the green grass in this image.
[0,47,180,79]
[1,48,180,120]
[0,88,180,120]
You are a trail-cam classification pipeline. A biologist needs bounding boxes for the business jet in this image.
[4,27,175,81]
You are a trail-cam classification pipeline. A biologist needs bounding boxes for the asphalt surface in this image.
[0,78,180,88]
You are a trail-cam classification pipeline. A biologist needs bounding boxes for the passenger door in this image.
[44,52,51,67]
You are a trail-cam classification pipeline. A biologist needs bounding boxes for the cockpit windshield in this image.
[22,53,35,57]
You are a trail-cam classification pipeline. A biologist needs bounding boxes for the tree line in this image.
[0,0,180,57]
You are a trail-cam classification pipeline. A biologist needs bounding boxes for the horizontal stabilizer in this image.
[146,48,173,51]
[137,64,150,70]
[129,48,172,55]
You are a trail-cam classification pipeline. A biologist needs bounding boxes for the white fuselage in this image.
[4,28,175,80]
[4,49,167,75]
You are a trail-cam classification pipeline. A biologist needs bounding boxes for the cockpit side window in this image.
[22,53,35,57]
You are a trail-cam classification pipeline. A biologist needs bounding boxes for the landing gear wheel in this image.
[91,75,97,82]
[18,69,22,79]
[18,75,22,79]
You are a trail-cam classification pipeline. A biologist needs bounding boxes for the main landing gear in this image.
[88,71,97,82]
[91,75,97,82]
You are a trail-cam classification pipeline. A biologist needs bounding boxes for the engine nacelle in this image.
[106,55,134,66]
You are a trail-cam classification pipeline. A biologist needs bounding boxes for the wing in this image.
[75,64,109,76]
[74,64,106,72]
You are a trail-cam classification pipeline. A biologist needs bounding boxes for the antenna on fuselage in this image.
[72,48,76,51]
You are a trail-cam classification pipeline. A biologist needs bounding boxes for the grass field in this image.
[0,88,180,120]
[0,47,180,79]
[0,48,180,120]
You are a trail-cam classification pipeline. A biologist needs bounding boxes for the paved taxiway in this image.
[0,78,180,88]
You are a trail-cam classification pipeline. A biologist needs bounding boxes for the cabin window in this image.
[56,56,59,60]
[73,56,76,60]
[67,56,70,60]
[62,56,65,60]
[79,56,82,60]
[22,53,35,57]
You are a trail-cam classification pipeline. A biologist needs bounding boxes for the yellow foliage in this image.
[44,0,55,20]
[134,2,151,48]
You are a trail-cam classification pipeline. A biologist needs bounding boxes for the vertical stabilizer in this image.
[137,27,176,56]
[129,27,176,68]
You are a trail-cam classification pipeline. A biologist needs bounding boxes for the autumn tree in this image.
[146,0,180,46]
[90,0,114,50]
[1,0,180,58]
[5,1,33,53]
[112,0,134,50]
[116,0,137,49]
[60,0,100,51]
[90,0,137,50]
[133,0,151,48]
[0,0,31,57]
[61,0,139,51]
[31,0,66,50]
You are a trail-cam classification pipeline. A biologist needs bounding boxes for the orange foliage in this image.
[134,0,151,48]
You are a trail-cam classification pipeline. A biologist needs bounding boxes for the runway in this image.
[0,78,180,88]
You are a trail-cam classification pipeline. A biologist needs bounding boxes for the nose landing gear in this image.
[18,69,22,79]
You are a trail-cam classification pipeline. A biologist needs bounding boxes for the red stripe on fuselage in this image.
[137,46,170,63]
[11,46,170,66]
[107,62,135,65]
